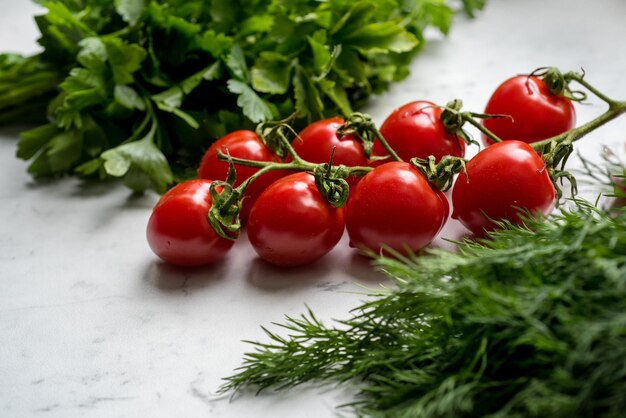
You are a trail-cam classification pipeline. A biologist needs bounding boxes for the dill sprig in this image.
[222,200,626,417]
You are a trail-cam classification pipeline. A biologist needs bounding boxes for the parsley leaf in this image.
[227,79,276,123]
[251,52,294,95]
[101,120,173,193]
[115,0,145,26]
[3,0,485,193]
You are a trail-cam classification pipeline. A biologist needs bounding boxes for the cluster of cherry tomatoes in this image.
[147,72,577,268]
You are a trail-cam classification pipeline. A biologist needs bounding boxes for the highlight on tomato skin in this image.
[481,75,576,146]
[290,117,369,189]
[451,140,557,236]
[197,130,285,222]
[345,161,449,255]
[146,179,235,267]
[246,172,345,268]
[371,100,466,166]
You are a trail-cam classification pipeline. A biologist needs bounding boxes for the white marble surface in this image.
[1,0,626,417]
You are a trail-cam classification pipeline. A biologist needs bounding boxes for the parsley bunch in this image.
[1,0,483,193]
[222,197,626,417]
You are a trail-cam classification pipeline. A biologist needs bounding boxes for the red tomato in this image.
[372,100,465,165]
[290,117,368,189]
[451,141,557,235]
[482,75,576,146]
[247,172,345,267]
[198,130,284,221]
[345,162,449,254]
[146,179,235,266]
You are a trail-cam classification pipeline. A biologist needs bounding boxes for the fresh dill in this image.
[222,198,626,417]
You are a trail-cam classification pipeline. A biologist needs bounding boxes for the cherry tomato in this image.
[345,162,449,254]
[289,117,368,189]
[198,130,284,221]
[451,140,557,235]
[147,179,235,266]
[482,75,576,146]
[247,172,345,267]
[372,100,465,165]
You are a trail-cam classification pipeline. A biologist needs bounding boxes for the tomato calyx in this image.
[537,139,578,202]
[255,113,299,159]
[524,69,626,200]
[531,67,587,102]
[207,154,243,240]
[312,148,351,208]
[439,99,480,147]
[338,112,402,162]
[215,146,366,211]
[439,99,510,145]
[410,155,468,192]
[210,129,373,234]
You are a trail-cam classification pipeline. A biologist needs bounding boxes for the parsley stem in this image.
[120,99,155,145]
[0,77,59,109]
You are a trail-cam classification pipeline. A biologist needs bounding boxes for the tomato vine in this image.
[146,67,626,266]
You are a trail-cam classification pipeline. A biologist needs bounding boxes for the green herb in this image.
[222,198,626,417]
[578,147,626,212]
[0,0,484,193]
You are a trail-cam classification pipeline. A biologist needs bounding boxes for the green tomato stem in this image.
[531,100,626,151]
[372,124,403,162]
[565,72,618,107]
[341,112,403,162]
[280,134,309,165]
[215,151,373,198]
[461,112,504,143]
